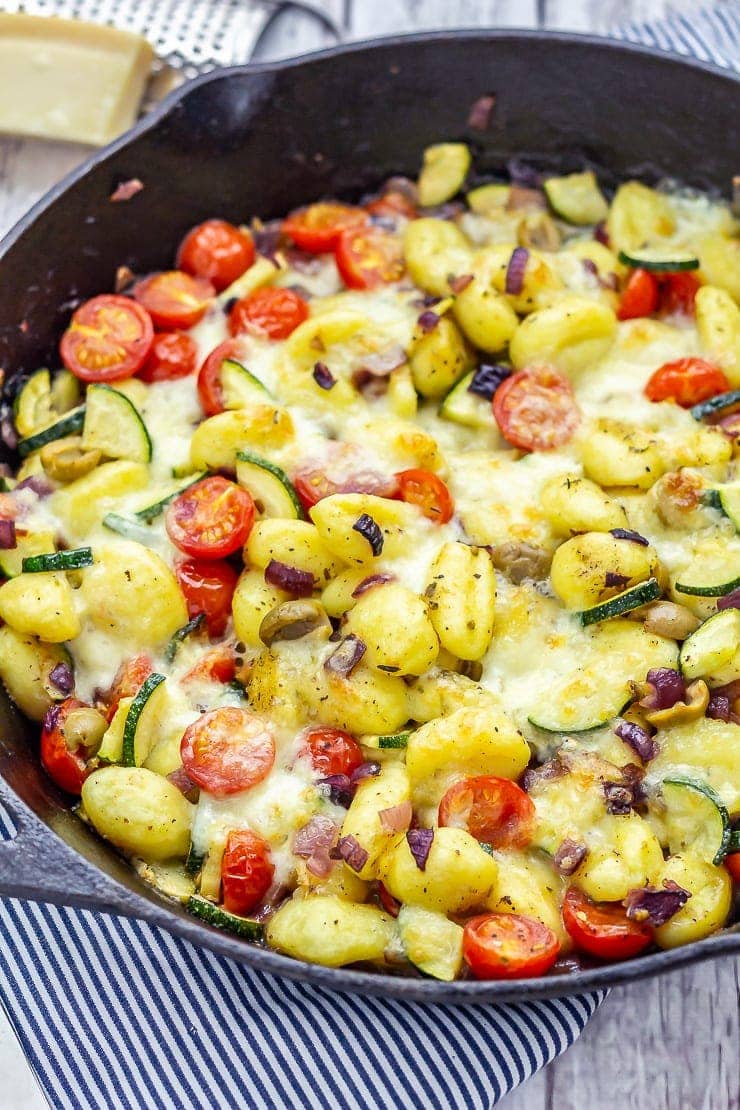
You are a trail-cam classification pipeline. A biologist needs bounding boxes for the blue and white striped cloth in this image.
[0,7,738,1108]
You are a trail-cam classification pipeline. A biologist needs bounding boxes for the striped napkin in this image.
[0,7,737,1109]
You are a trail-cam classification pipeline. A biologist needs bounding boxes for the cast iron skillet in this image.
[0,31,738,1004]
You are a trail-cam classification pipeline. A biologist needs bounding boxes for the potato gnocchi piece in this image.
[380,826,498,913]
[310,493,423,566]
[189,405,294,471]
[541,474,629,536]
[509,295,617,377]
[606,181,676,253]
[425,542,496,661]
[343,581,439,675]
[0,628,71,721]
[550,530,659,610]
[403,218,474,297]
[266,894,394,967]
[652,853,732,949]
[572,813,665,902]
[82,766,193,861]
[0,571,80,643]
[695,285,740,384]
[245,519,341,585]
[409,315,473,399]
[340,762,411,879]
[580,420,666,489]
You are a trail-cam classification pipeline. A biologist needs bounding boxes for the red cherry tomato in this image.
[182,645,236,686]
[103,653,152,722]
[365,192,417,220]
[40,699,90,795]
[197,338,246,416]
[133,271,214,330]
[617,268,660,321]
[138,331,198,382]
[175,558,238,638]
[644,357,730,407]
[659,271,701,317]
[293,444,398,513]
[180,707,275,796]
[60,294,154,382]
[221,829,275,915]
[395,468,454,524]
[438,776,535,849]
[300,727,364,777]
[725,854,740,882]
[562,887,653,960]
[377,882,401,917]
[229,287,309,340]
[166,476,255,559]
[493,366,580,452]
[282,202,368,253]
[335,226,405,289]
[177,219,255,292]
[463,913,560,980]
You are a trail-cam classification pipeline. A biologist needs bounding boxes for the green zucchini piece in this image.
[675,558,740,597]
[702,489,723,511]
[22,546,93,573]
[438,370,496,429]
[235,451,304,520]
[397,905,464,981]
[185,845,206,877]
[618,248,699,272]
[718,485,740,531]
[362,731,411,750]
[466,183,510,215]
[165,613,205,663]
[134,472,208,522]
[691,389,740,423]
[543,171,609,225]
[13,369,51,438]
[655,777,731,865]
[103,514,156,543]
[577,578,661,626]
[187,895,264,940]
[50,369,82,415]
[220,358,271,409]
[728,829,740,853]
[418,143,471,207]
[81,384,152,463]
[17,405,85,457]
[680,609,740,686]
[121,672,166,767]
[0,529,55,578]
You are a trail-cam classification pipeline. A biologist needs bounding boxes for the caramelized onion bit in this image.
[0,518,16,549]
[324,634,366,677]
[468,363,510,400]
[611,528,649,546]
[406,827,434,871]
[505,247,529,295]
[264,559,314,597]
[614,719,658,763]
[468,94,496,131]
[312,362,335,390]
[640,668,686,711]
[379,800,413,833]
[352,514,383,556]
[624,880,691,926]
[335,835,369,873]
[553,838,588,876]
[351,573,395,598]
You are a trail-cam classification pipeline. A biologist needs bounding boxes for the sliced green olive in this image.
[41,436,102,483]
[259,599,332,646]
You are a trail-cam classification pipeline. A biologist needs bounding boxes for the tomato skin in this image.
[40,699,90,795]
[133,271,214,330]
[395,468,454,524]
[221,830,274,915]
[725,854,740,882]
[182,645,236,686]
[438,776,535,849]
[197,338,244,416]
[463,913,560,980]
[60,294,154,382]
[139,331,198,382]
[377,882,401,917]
[229,287,309,340]
[177,219,255,292]
[103,653,152,722]
[562,887,653,960]
[166,476,255,559]
[644,357,730,407]
[175,558,238,638]
[659,271,701,317]
[617,268,660,321]
[366,192,417,220]
[282,202,368,253]
[300,727,364,777]
[335,226,405,290]
[493,366,579,452]
[180,707,275,796]
[293,444,398,513]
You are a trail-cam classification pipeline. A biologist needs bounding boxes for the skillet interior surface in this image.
[0,30,738,1003]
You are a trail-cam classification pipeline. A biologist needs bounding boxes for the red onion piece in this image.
[624,880,691,926]
[610,528,649,546]
[48,662,74,696]
[593,221,610,247]
[406,827,434,871]
[166,767,199,802]
[0,519,16,549]
[505,247,529,295]
[43,704,62,732]
[522,758,565,792]
[468,93,496,131]
[417,310,440,333]
[717,588,740,611]
[109,178,144,202]
[449,273,474,295]
[350,761,381,786]
[468,363,510,400]
[1,412,18,450]
[352,514,383,556]
[581,258,618,291]
[324,635,366,677]
[553,838,588,876]
[379,800,413,833]
[16,475,53,497]
[351,573,394,599]
[318,774,353,808]
[312,362,335,390]
[335,835,369,873]
[356,344,406,377]
[605,571,630,589]
[306,851,333,878]
[603,781,634,815]
[507,158,541,189]
[293,815,339,858]
[641,668,686,711]
[284,248,323,275]
[264,559,314,597]
[706,694,732,722]
[252,219,284,261]
[614,719,658,763]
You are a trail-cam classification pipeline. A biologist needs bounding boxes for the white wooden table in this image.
[0,1,737,1107]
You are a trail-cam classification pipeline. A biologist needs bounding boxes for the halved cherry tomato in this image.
[293,444,398,513]
[562,887,653,960]
[617,268,660,321]
[180,707,275,796]
[463,913,560,980]
[177,219,255,292]
[395,468,454,524]
[175,558,238,638]
[221,829,274,915]
[60,294,154,382]
[300,726,364,777]
[366,192,417,220]
[40,699,90,795]
[335,226,405,290]
[166,476,255,559]
[725,854,740,882]
[377,882,401,918]
[229,287,309,340]
[182,645,236,686]
[659,271,701,317]
[102,653,152,722]
[438,776,535,849]
[197,338,245,416]
[644,357,729,407]
[138,331,198,382]
[133,271,214,330]
[493,367,579,452]
[282,202,368,253]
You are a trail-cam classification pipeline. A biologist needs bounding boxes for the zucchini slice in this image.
[397,905,464,981]
[103,514,156,543]
[718,485,740,531]
[235,451,304,520]
[653,777,731,865]
[680,609,740,686]
[675,548,740,597]
[81,384,152,463]
[466,183,510,215]
[577,578,661,626]
[691,389,740,423]
[165,613,205,663]
[184,845,206,877]
[13,369,52,438]
[121,672,166,767]
[543,171,608,225]
[438,370,496,429]
[22,546,93,573]
[0,528,55,578]
[361,730,411,750]
[17,405,85,457]
[135,473,208,522]
[187,895,264,940]
[618,248,700,272]
[220,358,272,409]
[418,142,471,207]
